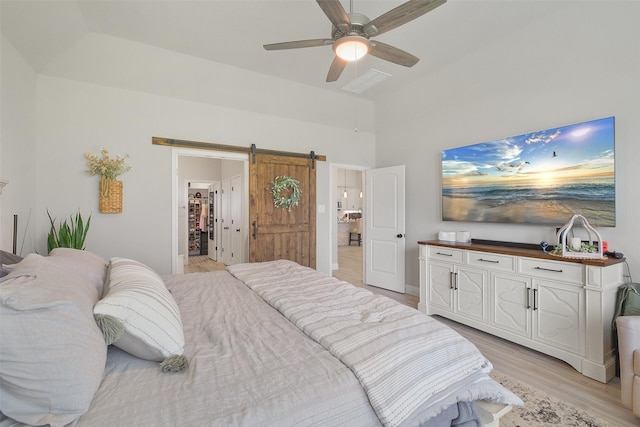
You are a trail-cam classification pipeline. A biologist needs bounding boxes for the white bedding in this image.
[1,259,520,427]
[72,269,381,426]
[228,260,522,427]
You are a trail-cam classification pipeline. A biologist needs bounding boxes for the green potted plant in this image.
[47,210,91,253]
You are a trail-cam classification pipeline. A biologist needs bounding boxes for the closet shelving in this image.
[188,197,207,256]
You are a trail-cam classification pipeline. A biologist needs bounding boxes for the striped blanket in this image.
[227,260,491,427]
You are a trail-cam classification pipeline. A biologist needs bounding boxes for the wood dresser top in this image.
[418,240,625,268]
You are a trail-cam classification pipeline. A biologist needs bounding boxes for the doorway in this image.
[332,166,365,284]
[171,145,322,274]
[172,149,249,274]
[186,181,214,260]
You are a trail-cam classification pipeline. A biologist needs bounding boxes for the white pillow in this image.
[0,254,107,426]
[94,258,186,366]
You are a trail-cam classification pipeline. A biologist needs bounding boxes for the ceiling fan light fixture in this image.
[333,36,370,61]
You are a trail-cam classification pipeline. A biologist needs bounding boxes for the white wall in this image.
[0,34,37,256]
[41,33,377,137]
[1,33,376,274]
[375,2,640,290]
[316,161,331,275]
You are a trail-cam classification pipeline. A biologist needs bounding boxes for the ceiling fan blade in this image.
[316,0,350,33]
[264,39,334,51]
[369,41,419,67]
[363,0,446,37]
[326,56,348,82]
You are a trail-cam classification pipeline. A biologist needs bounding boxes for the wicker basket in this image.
[99,179,123,213]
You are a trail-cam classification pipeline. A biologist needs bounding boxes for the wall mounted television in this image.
[441,116,615,226]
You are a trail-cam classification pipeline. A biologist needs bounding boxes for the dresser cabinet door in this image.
[455,266,488,323]
[427,261,454,313]
[532,279,584,355]
[491,272,531,338]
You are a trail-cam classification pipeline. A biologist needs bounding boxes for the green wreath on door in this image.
[270,176,301,210]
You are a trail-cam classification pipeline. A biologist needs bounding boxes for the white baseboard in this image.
[405,283,419,297]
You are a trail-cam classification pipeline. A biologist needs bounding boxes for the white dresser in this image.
[418,240,625,383]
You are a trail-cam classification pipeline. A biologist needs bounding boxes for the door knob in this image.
[396,233,405,238]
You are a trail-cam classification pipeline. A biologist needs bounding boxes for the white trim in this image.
[330,163,368,280]
[171,148,248,274]
[405,284,419,297]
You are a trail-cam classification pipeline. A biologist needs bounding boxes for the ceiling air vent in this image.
[342,68,391,94]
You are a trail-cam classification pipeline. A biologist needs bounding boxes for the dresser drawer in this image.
[466,251,516,273]
[427,246,464,263]
[518,258,583,284]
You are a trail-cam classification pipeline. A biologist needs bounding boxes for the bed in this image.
[0,250,521,427]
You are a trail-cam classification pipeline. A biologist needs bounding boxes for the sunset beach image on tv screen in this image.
[441,116,615,226]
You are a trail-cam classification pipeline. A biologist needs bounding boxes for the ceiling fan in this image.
[263,0,446,82]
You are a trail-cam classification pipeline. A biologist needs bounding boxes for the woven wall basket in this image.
[99,179,123,213]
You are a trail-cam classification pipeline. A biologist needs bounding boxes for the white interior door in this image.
[207,183,220,261]
[221,178,231,264]
[229,174,242,265]
[364,165,406,292]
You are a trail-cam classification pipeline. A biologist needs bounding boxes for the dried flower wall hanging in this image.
[85,147,132,213]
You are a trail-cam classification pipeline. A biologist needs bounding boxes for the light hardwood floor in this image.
[333,245,418,307]
[184,255,226,273]
[185,248,639,426]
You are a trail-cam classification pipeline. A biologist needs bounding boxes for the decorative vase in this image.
[99,179,123,213]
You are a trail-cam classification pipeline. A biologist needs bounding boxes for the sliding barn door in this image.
[249,154,316,268]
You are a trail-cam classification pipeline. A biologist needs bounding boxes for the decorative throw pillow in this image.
[0,262,16,277]
[0,254,107,426]
[93,257,188,372]
[0,250,22,278]
[48,248,108,295]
